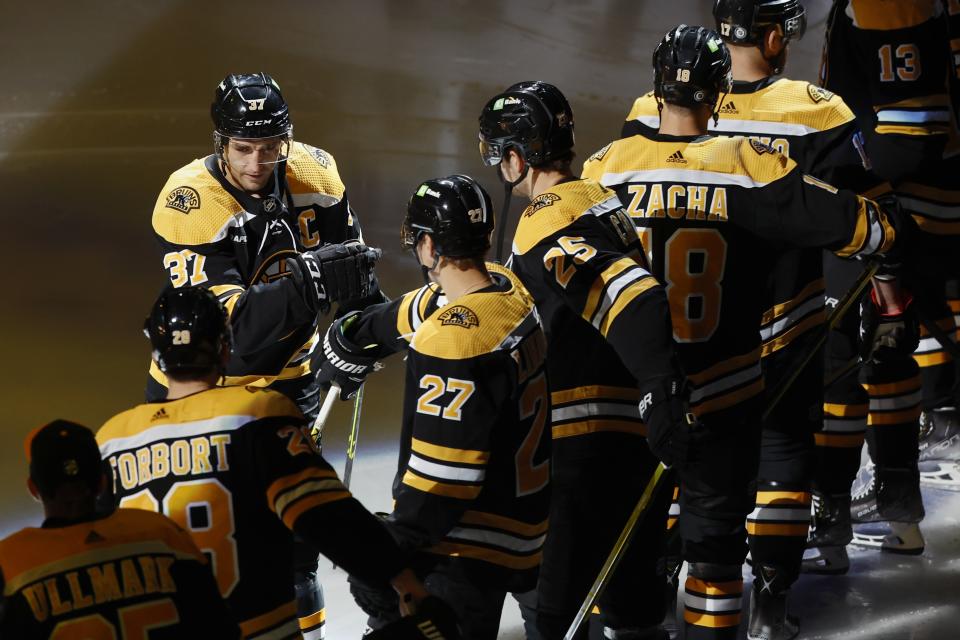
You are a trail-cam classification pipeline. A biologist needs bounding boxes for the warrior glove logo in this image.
[438,305,479,328]
[165,186,201,214]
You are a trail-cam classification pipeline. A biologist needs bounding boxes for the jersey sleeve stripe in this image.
[551,418,647,440]
[551,385,641,404]
[459,510,549,537]
[597,275,660,337]
[208,284,245,315]
[687,348,761,386]
[598,168,776,190]
[401,469,482,499]
[761,278,826,324]
[445,525,546,553]
[588,266,653,329]
[238,600,298,639]
[691,378,765,417]
[411,437,490,464]
[428,541,542,569]
[273,478,349,516]
[279,490,353,531]
[409,453,486,482]
[581,258,641,323]
[266,468,340,511]
[815,433,866,448]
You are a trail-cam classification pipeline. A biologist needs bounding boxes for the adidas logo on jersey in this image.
[666,150,687,163]
[151,408,169,422]
[85,530,106,544]
[719,101,738,114]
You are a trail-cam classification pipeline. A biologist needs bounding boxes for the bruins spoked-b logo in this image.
[524,193,560,217]
[165,186,201,214]
[438,305,479,328]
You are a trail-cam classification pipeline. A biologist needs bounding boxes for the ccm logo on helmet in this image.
[244,119,273,126]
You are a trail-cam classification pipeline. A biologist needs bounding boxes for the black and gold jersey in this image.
[149,142,364,394]
[346,265,551,592]
[623,78,871,358]
[582,133,897,417]
[822,0,960,236]
[505,178,676,462]
[0,508,238,639]
[97,386,403,639]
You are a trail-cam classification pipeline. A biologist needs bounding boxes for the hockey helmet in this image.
[145,286,231,375]
[653,25,733,111]
[402,175,494,258]
[713,0,807,45]
[478,81,575,168]
[211,73,292,163]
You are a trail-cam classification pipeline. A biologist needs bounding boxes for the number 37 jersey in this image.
[582,132,898,417]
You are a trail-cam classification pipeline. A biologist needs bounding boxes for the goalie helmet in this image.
[478,81,575,167]
[653,25,732,111]
[145,287,231,375]
[713,0,807,46]
[402,175,494,258]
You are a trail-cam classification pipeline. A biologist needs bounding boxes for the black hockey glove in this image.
[348,572,401,624]
[365,596,461,640]
[859,288,919,363]
[297,241,382,313]
[317,311,382,400]
[638,376,701,469]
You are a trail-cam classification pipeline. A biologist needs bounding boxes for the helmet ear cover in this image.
[144,287,232,376]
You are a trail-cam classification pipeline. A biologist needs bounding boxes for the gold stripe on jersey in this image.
[459,510,550,537]
[581,135,797,193]
[815,432,866,447]
[626,80,856,137]
[875,95,952,137]
[550,385,646,440]
[401,469,483,500]
[897,180,960,234]
[428,541,542,570]
[833,198,896,257]
[239,600,299,639]
[266,467,350,529]
[846,0,941,30]
[865,376,922,426]
[746,490,812,537]
[98,386,302,448]
[411,437,490,465]
[596,273,660,338]
[511,179,624,255]
[396,283,441,340]
[686,348,764,416]
[580,257,659,337]
[208,284,245,315]
[410,266,536,360]
[760,278,826,356]
[761,278,826,325]
[582,258,637,322]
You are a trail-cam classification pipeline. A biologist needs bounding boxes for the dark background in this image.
[0,0,831,533]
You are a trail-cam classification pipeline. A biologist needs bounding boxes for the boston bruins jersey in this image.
[345,265,551,592]
[0,508,238,639]
[823,0,960,235]
[623,79,872,358]
[149,142,365,396]
[97,386,404,638]
[506,178,676,462]
[582,133,897,417]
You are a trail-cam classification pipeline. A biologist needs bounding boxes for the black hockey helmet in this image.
[212,72,292,139]
[653,25,732,112]
[713,0,806,45]
[402,175,494,258]
[144,287,231,375]
[478,81,575,168]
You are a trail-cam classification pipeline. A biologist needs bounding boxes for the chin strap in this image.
[495,164,529,264]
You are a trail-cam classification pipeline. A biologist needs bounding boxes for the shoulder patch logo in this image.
[666,150,687,163]
[307,146,331,168]
[587,143,612,163]
[719,101,738,114]
[524,193,561,217]
[807,84,834,104]
[749,138,775,155]
[165,186,201,214]
[438,305,479,328]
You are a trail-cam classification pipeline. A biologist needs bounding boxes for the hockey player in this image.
[478,81,692,640]
[98,287,434,639]
[0,420,240,638]
[621,0,879,621]
[817,0,960,559]
[316,175,551,639]
[147,72,382,422]
[582,25,906,640]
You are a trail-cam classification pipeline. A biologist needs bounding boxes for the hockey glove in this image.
[638,376,700,469]
[317,310,381,400]
[348,573,401,624]
[859,288,918,363]
[365,596,461,640]
[298,241,382,313]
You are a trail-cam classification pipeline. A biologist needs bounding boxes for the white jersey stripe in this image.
[598,168,775,190]
[100,415,254,458]
[409,454,486,483]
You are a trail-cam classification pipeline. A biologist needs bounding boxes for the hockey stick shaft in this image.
[762,259,879,421]
[564,463,671,640]
[343,384,365,489]
[310,384,341,445]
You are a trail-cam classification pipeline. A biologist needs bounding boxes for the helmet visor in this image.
[478,137,504,167]
[401,215,430,253]
[217,132,292,166]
